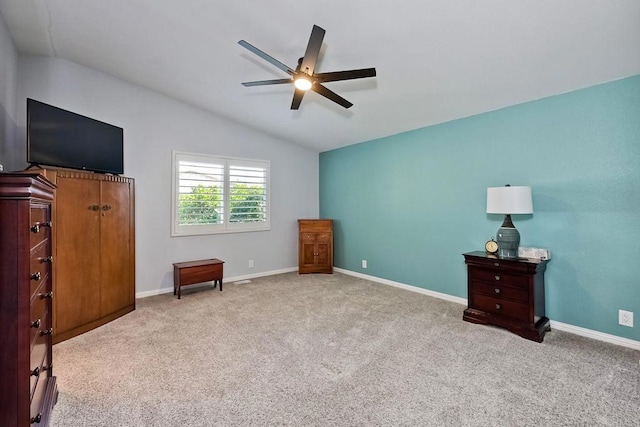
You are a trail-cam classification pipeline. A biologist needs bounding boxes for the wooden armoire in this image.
[34,168,135,343]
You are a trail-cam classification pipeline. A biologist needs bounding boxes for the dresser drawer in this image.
[471,280,529,303]
[471,293,529,322]
[30,353,51,419]
[30,292,50,348]
[29,243,51,298]
[29,208,51,249]
[470,267,524,288]
[30,334,49,394]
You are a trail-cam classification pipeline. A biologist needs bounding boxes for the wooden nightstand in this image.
[462,251,550,342]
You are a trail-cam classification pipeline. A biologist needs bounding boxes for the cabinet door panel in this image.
[301,241,316,266]
[316,242,330,266]
[55,177,101,333]
[99,180,133,316]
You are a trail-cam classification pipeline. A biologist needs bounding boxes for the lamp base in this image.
[496,215,520,258]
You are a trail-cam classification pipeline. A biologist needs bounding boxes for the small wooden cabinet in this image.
[0,173,58,426]
[298,219,333,274]
[463,251,550,342]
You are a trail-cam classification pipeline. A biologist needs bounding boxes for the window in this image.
[172,151,270,236]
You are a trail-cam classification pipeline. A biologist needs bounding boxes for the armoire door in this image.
[99,180,133,316]
[54,176,101,335]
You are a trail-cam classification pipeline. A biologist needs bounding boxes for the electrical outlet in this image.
[248,259,254,269]
[619,310,633,327]
[362,260,367,269]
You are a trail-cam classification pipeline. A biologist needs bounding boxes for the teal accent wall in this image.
[320,75,640,341]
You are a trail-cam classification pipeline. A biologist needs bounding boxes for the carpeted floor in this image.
[50,272,639,426]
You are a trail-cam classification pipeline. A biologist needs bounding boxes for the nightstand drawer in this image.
[464,256,531,273]
[470,268,523,287]
[471,281,529,303]
[472,293,529,322]
[299,219,333,233]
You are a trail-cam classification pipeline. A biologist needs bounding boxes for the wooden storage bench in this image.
[173,258,224,299]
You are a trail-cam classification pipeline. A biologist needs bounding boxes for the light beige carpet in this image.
[50,272,639,426]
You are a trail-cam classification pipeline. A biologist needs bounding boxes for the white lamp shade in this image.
[486,186,533,214]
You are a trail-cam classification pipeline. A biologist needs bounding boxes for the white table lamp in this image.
[486,185,533,258]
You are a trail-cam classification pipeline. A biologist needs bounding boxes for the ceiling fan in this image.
[238,25,377,110]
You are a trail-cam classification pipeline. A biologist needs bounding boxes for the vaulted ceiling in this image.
[1,1,639,152]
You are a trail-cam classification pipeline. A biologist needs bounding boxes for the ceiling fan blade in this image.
[242,78,293,87]
[311,84,353,109]
[238,40,294,75]
[291,88,306,110]
[300,25,325,76]
[315,68,377,83]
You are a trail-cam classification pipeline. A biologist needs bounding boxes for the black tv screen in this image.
[27,98,124,174]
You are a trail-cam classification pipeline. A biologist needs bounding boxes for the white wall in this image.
[0,13,18,170]
[17,56,319,295]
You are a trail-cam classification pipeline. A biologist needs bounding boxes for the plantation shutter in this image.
[176,155,225,226]
[228,160,268,225]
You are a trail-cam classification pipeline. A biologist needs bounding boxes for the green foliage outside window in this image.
[178,184,222,225]
[230,183,266,222]
[178,184,265,225]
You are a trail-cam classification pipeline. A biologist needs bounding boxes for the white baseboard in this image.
[335,267,640,351]
[549,320,640,351]
[135,266,298,299]
[334,267,468,306]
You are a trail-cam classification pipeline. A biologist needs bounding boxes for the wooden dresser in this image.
[0,173,58,426]
[298,219,333,274]
[32,168,135,343]
[463,251,550,342]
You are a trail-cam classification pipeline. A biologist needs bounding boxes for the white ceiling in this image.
[1,1,639,152]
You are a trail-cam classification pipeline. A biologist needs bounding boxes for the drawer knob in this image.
[42,255,53,263]
[494,275,501,281]
[31,319,41,329]
[40,291,53,299]
[30,366,40,377]
[495,304,502,310]
[494,262,500,267]
[41,328,53,336]
[494,288,501,294]
[30,221,52,233]
[30,272,41,281]
[31,413,42,424]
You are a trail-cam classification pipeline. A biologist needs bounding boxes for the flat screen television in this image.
[27,98,124,174]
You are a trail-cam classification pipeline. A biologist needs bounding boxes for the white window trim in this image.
[171,151,270,237]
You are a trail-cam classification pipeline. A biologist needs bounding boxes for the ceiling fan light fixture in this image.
[294,77,312,91]
[239,25,377,109]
